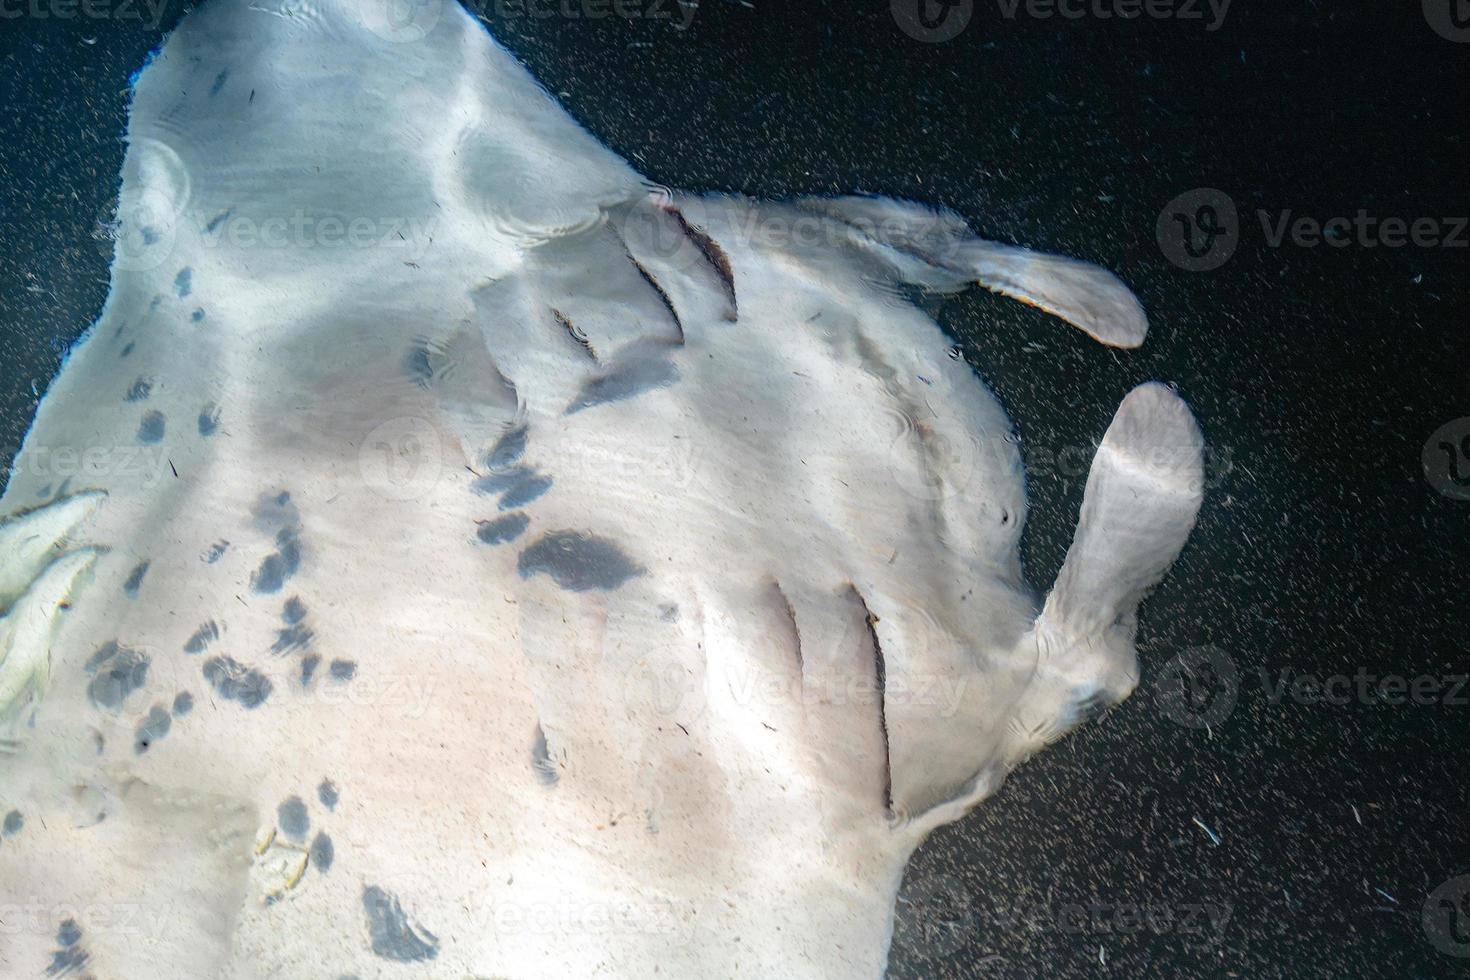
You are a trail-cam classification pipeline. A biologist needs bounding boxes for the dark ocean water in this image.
[2,1,1467,977]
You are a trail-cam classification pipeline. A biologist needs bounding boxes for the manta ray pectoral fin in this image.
[796,195,1148,348]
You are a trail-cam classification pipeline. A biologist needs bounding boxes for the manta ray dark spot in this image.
[476,512,529,545]
[202,656,272,709]
[122,560,150,596]
[486,424,528,470]
[174,267,192,298]
[404,341,435,388]
[252,528,302,594]
[191,308,205,324]
[362,886,439,962]
[184,620,220,654]
[329,659,357,681]
[85,642,150,711]
[301,653,321,685]
[172,691,194,717]
[497,472,553,510]
[278,796,309,841]
[2,810,22,836]
[517,530,643,592]
[198,404,221,437]
[273,623,314,655]
[125,377,152,402]
[208,69,228,96]
[282,597,308,624]
[45,919,88,978]
[137,410,166,444]
[318,779,339,810]
[472,467,552,510]
[120,341,134,358]
[567,343,679,414]
[253,490,300,528]
[310,831,334,872]
[134,705,172,754]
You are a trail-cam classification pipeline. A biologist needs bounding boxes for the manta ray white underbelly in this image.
[0,1,1204,976]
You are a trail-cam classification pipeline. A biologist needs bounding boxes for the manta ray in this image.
[0,1,1204,976]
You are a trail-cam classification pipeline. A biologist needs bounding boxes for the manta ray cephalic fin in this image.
[0,492,107,723]
[796,195,1148,348]
[907,382,1202,833]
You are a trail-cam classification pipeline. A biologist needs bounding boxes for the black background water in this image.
[1,1,1467,976]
